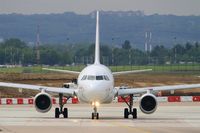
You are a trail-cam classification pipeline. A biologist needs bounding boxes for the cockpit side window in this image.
[104,75,110,81]
[87,75,95,80]
[81,75,87,80]
[96,75,103,80]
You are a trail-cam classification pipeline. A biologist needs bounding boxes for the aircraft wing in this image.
[112,69,152,76]
[117,84,200,96]
[43,68,80,75]
[0,82,76,96]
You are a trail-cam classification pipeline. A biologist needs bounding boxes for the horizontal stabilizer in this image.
[113,69,152,76]
[42,68,80,75]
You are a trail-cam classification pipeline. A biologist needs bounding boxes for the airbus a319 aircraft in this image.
[0,11,200,119]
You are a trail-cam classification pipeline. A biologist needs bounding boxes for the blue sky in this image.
[0,0,200,15]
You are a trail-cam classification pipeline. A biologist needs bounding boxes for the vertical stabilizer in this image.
[94,11,100,64]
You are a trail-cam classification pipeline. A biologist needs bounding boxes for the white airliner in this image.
[0,11,200,119]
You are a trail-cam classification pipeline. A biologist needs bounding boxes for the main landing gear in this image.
[91,102,99,119]
[55,93,68,118]
[123,94,137,119]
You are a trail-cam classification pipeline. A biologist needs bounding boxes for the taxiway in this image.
[0,103,200,133]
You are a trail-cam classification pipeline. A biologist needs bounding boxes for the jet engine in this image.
[139,93,157,114]
[34,92,52,113]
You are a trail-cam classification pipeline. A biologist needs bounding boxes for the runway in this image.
[0,103,200,133]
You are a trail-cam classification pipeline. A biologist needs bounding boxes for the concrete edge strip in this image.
[0,96,200,105]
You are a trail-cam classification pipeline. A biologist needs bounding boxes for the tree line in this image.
[0,38,200,66]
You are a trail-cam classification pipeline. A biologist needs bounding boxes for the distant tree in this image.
[113,48,129,65]
[40,47,60,65]
[101,45,112,56]
[0,49,4,64]
[151,45,169,64]
[173,44,185,55]
[1,37,200,66]
[75,47,87,57]
[122,40,131,50]
[87,44,95,57]
[23,48,35,65]
[0,39,27,65]
[195,42,199,48]
[130,49,148,65]
[3,38,27,48]
[60,51,72,65]
[185,42,193,51]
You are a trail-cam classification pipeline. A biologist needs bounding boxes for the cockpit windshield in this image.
[96,75,103,80]
[81,75,110,81]
[87,75,96,80]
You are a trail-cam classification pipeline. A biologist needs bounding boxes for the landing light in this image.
[92,101,100,107]
[95,101,100,107]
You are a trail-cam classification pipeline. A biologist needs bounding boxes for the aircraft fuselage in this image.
[77,64,115,104]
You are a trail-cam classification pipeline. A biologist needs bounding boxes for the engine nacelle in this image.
[139,93,157,114]
[34,92,52,113]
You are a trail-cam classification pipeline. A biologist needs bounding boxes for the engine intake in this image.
[139,93,157,114]
[34,92,52,113]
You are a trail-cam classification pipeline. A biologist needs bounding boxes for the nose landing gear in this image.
[91,102,99,119]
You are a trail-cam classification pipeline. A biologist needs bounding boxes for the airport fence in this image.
[0,57,200,74]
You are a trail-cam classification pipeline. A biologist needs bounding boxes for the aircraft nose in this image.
[84,83,108,102]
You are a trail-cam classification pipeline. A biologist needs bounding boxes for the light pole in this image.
[174,37,177,64]
[111,38,114,66]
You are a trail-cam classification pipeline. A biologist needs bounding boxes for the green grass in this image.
[0,64,200,74]
[109,64,200,72]
[49,65,85,72]
[0,66,44,73]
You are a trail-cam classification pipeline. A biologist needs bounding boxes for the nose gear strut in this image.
[92,102,99,119]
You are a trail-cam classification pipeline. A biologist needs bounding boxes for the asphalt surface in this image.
[0,102,200,133]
